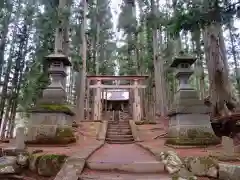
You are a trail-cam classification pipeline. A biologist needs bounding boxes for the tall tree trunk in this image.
[0,1,13,79]
[192,29,205,99]
[77,0,87,121]
[172,0,182,54]
[203,23,234,116]
[0,2,21,134]
[95,0,100,75]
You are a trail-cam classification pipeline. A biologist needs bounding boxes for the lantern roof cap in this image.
[170,51,196,68]
[45,53,71,66]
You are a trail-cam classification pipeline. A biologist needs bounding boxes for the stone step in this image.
[107,132,132,136]
[108,126,131,129]
[107,128,131,131]
[105,137,134,142]
[106,134,133,138]
[79,169,171,180]
[107,130,131,134]
[108,126,130,129]
[108,123,130,125]
[86,161,165,173]
[106,141,134,144]
[108,122,130,125]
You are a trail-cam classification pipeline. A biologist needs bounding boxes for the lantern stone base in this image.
[26,106,75,145]
[166,114,220,146]
[166,90,220,146]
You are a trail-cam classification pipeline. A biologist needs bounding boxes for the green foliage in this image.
[168,1,239,37]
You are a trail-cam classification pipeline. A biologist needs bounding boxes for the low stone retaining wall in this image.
[129,120,141,142]
[0,147,66,177]
[97,120,108,141]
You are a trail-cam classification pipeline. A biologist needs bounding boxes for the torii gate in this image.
[86,75,148,122]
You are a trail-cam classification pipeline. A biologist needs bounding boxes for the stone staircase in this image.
[106,111,134,144]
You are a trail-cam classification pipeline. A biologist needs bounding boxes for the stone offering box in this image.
[166,52,220,146]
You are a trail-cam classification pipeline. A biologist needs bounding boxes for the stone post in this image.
[133,79,141,122]
[15,127,25,150]
[94,80,102,121]
[166,51,220,146]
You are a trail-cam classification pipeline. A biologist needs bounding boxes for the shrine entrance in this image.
[86,75,148,122]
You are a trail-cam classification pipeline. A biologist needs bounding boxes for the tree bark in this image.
[202,23,234,116]
[77,0,87,121]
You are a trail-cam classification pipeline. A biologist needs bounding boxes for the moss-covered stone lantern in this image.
[166,51,220,146]
[26,53,75,145]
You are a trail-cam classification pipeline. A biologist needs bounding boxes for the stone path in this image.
[80,169,171,180]
[87,144,157,163]
[80,144,170,179]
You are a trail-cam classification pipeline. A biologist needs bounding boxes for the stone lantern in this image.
[166,51,220,146]
[40,53,71,104]
[26,53,75,145]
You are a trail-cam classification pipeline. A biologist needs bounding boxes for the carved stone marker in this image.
[15,127,25,149]
[166,51,220,146]
[222,136,235,156]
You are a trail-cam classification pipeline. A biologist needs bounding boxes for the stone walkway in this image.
[80,144,170,179]
[87,144,157,163]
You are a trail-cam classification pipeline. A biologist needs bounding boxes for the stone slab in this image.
[54,142,104,180]
[219,163,240,180]
[86,161,165,173]
[80,169,171,180]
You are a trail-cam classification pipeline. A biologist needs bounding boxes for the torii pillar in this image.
[133,79,141,122]
[94,79,102,121]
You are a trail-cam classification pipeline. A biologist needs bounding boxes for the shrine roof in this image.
[87,75,148,80]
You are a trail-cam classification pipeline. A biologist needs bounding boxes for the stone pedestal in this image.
[26,109,75,144]
[166,52,220,146]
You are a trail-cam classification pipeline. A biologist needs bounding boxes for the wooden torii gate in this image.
[86,75,148,122]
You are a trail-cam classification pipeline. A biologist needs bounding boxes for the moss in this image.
[166,128,221,146]
[26,127,76,145]
[38,104,74,115]
[28,104,74,116]
[135,121,157,125]
[198,156,219,169]
[56,127,74,138]
[37,154,68,176]
[40,154,67,162]
[171,173,179,180]
[135,121,144,125]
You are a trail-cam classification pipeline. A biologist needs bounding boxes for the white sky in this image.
[110,0,123,47]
